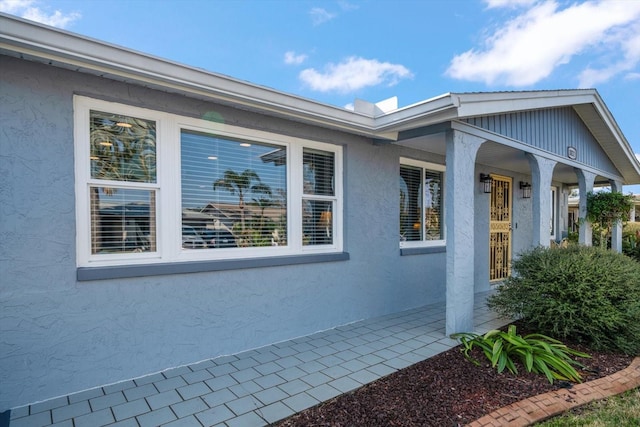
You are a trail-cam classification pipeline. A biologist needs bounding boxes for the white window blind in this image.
[400,160,444,245]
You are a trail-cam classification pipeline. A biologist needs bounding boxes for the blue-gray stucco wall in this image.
[0,56,446,410]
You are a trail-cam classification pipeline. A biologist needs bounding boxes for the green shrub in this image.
[487,246,640,355]
[452,325,589,384]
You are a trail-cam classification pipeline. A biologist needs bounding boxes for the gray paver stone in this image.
[226,395,262,416]
[177,381,211,400]
[278,378,310,396]
[154,375,188,393]
[68,387,104,404]
[136,406,177,427]
[202,388,237,408]
[29,396,68,414]
[112,398,151,421]
[134,372,165,386]
[281,393,320,413]
[195,405,235,425]
[257,401,295,424]
[170,397,208,418]
[163,415,203,427]
[254,373,285,389]
[146,389,183,410]
[51,400,91,423]
[90,391,126,411]
[306,384,342,402]
[73,408,114,427]
[123,383,157,402]
[205,374,238,391]
[225,411,267,427]
[181,369,213,384]
[254,387,289,406]
[8,410,51,427]
[229,381,263,398]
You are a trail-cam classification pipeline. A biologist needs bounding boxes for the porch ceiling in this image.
[397,133,593,185]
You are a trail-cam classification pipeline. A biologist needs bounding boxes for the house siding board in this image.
[0,55,445,410]
[463,107,618,176]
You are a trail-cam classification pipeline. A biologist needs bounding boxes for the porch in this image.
[9,292,509,427]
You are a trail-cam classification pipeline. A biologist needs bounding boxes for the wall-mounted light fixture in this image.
[480,173,492,193]
[520,181,532,199]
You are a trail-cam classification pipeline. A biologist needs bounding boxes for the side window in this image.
[89,110,158,255]
[400,159,445,247]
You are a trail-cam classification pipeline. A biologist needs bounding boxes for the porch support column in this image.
[610,180,623,253]
[526,154,556,247]
[445,130,484,336]
[575,169,596,246]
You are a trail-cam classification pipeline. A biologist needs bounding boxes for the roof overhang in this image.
[1,13,639,184]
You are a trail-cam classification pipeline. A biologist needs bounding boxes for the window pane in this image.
[400,165,422,241]
[181,130,287,249]
[303,200,333,246]
[424,170,443,240]
[303,149,334,196]
[90,111,156,183]
[90,187,156,254]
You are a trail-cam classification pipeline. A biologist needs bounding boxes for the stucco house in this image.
[1,13,639,410]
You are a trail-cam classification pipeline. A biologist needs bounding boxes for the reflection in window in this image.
[303,149,335,246]
[181,130,287,249]
[400,163,444,243]
[90,187,156,254]
[90,111,156,183]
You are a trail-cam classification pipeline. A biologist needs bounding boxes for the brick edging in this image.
[466,356,640,427]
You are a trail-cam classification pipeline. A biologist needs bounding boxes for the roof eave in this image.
[0,13,383,138]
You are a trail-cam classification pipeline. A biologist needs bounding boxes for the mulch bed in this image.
[275,322,634,426]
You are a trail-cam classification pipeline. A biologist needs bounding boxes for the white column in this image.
[610,180,623,253]
[526,154,556,247]
[575,169,596,246]
[445,130,484,336]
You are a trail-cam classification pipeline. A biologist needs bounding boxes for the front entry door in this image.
[489,175,512,282]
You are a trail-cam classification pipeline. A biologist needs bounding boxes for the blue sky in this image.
[3,0,640,192]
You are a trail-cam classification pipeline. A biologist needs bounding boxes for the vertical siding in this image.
[465,107,618,175]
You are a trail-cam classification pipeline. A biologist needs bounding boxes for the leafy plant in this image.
[584,191,633,249]
[451,325,589,384]
[488,246,640,354]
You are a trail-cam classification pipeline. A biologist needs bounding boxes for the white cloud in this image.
[284,51,308,65]
[343,103,355,110]
[310,7,336,26]
[299,57,413,93]
[636,153,640,162]
[447,1,640,87]
[338,1,360,11]
[578,22,640,87]
[484,0,537,9]
[0,0,80,28]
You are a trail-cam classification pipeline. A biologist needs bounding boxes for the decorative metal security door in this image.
[489,175,512,281]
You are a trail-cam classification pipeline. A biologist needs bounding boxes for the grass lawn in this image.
[536,388,640,426]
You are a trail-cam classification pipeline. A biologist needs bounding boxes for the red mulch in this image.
[275,323,634,427]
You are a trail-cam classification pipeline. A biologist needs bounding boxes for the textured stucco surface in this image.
[0,56,447,410]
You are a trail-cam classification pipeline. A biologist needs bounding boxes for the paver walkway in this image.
[8,292,507,427]
[467,356,640,427]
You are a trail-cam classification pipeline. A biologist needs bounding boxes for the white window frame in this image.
[399,157,446,248]
[74,96,343,268]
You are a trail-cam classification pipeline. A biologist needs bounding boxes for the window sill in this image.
[400,246,446,256]
[77,252,350,281]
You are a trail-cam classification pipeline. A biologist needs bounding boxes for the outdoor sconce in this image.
[520,181,532,199]
[480,173,492,193]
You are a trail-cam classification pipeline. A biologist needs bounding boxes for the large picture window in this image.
[399,158,445,247]
[75,96,342,267]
